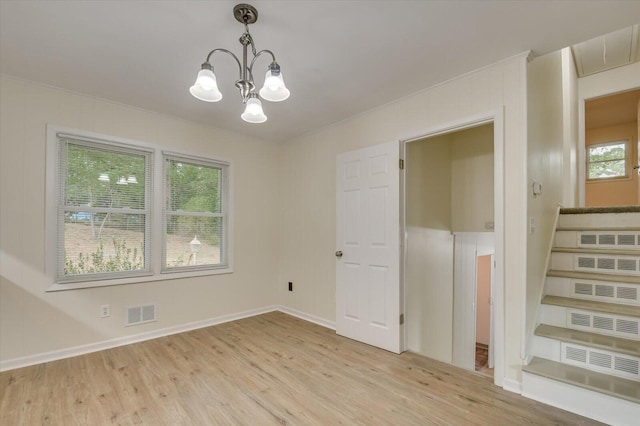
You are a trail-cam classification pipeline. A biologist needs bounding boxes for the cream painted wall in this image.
[585,122,638,206]
[406,136,453,362]
[451,124,494,232]
[406,134,452,230]
[561,47,579,207]
[525,50,565,359]
[0,75,280,364]
[278,53,529,385]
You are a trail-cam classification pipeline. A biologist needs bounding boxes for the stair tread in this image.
[556,226,640,232]
[535,324,640,357]
[523,357,640,403]
[541,295,640,318]
[552,247,640,256]
[547,269,640,284]
[560,206,640,214]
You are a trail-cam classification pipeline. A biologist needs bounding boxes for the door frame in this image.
[400,108,505,387]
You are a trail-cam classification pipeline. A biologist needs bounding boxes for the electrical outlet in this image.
[288,282,293,292]
[100,304,110,318]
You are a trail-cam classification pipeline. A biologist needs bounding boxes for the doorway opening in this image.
[475,253,494,377]
[403,118,500,383]
[583,88,640,207]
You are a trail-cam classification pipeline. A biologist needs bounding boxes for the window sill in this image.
[47,267,233,292]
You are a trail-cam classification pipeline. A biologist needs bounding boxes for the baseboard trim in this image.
[277,305,336,330]
[502,378,522,394]
[0,305,279,372]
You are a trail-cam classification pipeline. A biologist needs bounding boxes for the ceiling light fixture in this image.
[189,3,290,124]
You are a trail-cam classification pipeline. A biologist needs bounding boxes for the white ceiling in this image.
[2,1,640,143]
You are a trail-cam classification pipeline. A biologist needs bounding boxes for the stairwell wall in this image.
[525,50,566,359]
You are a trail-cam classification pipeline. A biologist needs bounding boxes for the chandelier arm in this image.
[205,48,243,79]
[248,49,277,76]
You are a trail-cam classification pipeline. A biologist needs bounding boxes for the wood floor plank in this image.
[1,311,605,425]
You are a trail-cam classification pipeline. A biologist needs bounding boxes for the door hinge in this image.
[399,159,404,170]
[399,313,404,325]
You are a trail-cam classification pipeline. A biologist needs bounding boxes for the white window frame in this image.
[162,152,230,273]
[46,126,233,291]
[586,139,629,181]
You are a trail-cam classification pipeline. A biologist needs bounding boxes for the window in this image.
[587,141,628,180]
[47,127,232,290]
[57,136,152,283]
[163,155,228,271]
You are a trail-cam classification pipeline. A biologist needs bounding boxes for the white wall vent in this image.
[578,231,640,250]
[571,281,640,305]
[575,254,640,276]
[126,304,157,326]
[561,342,640,381]
[567,309,640,340]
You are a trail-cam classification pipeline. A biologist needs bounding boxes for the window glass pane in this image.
[65,142,146,210]
[165,216,223,268]
[588,159,626,179]
[64,212,146,276]
[588,143,625,163]
[166,160,221,213]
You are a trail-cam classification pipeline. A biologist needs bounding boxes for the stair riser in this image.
[531,335,561,361]
[540,305,640,341]
[558,212,640,229]
[555,230,640,250]
[546,277,640,306]
[550,252,640,276]
[522,372,640,425]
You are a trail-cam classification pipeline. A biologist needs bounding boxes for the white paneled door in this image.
[336,141,401,353]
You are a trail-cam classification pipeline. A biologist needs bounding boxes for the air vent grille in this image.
[566,346,587,363]
[599,234,616,245]
[595,284,614,298]
[597,258,615,270]
[578,231,640,249]
[571,281,639,305]
[561,342,640,381]
[570,312,591,327]
[578,257,596,268]
[617,319,639,335]
[574,255,640,276]
[126,304,157,326]
[618,235,636,246]
[566,309,640,340]
[618,287,637,300]
[575,283,593,295]
[593,316,614,331]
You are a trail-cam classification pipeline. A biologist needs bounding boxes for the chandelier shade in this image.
[189,65,223,102]
[241,94,267,123]
[189,4,290,123]
[259,68,290,102]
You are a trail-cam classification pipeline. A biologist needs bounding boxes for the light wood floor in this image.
[1,312,604,425]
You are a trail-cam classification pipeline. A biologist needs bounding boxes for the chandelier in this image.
[189,3,290,124]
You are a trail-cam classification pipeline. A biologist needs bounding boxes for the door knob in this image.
[335,250,343,259]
